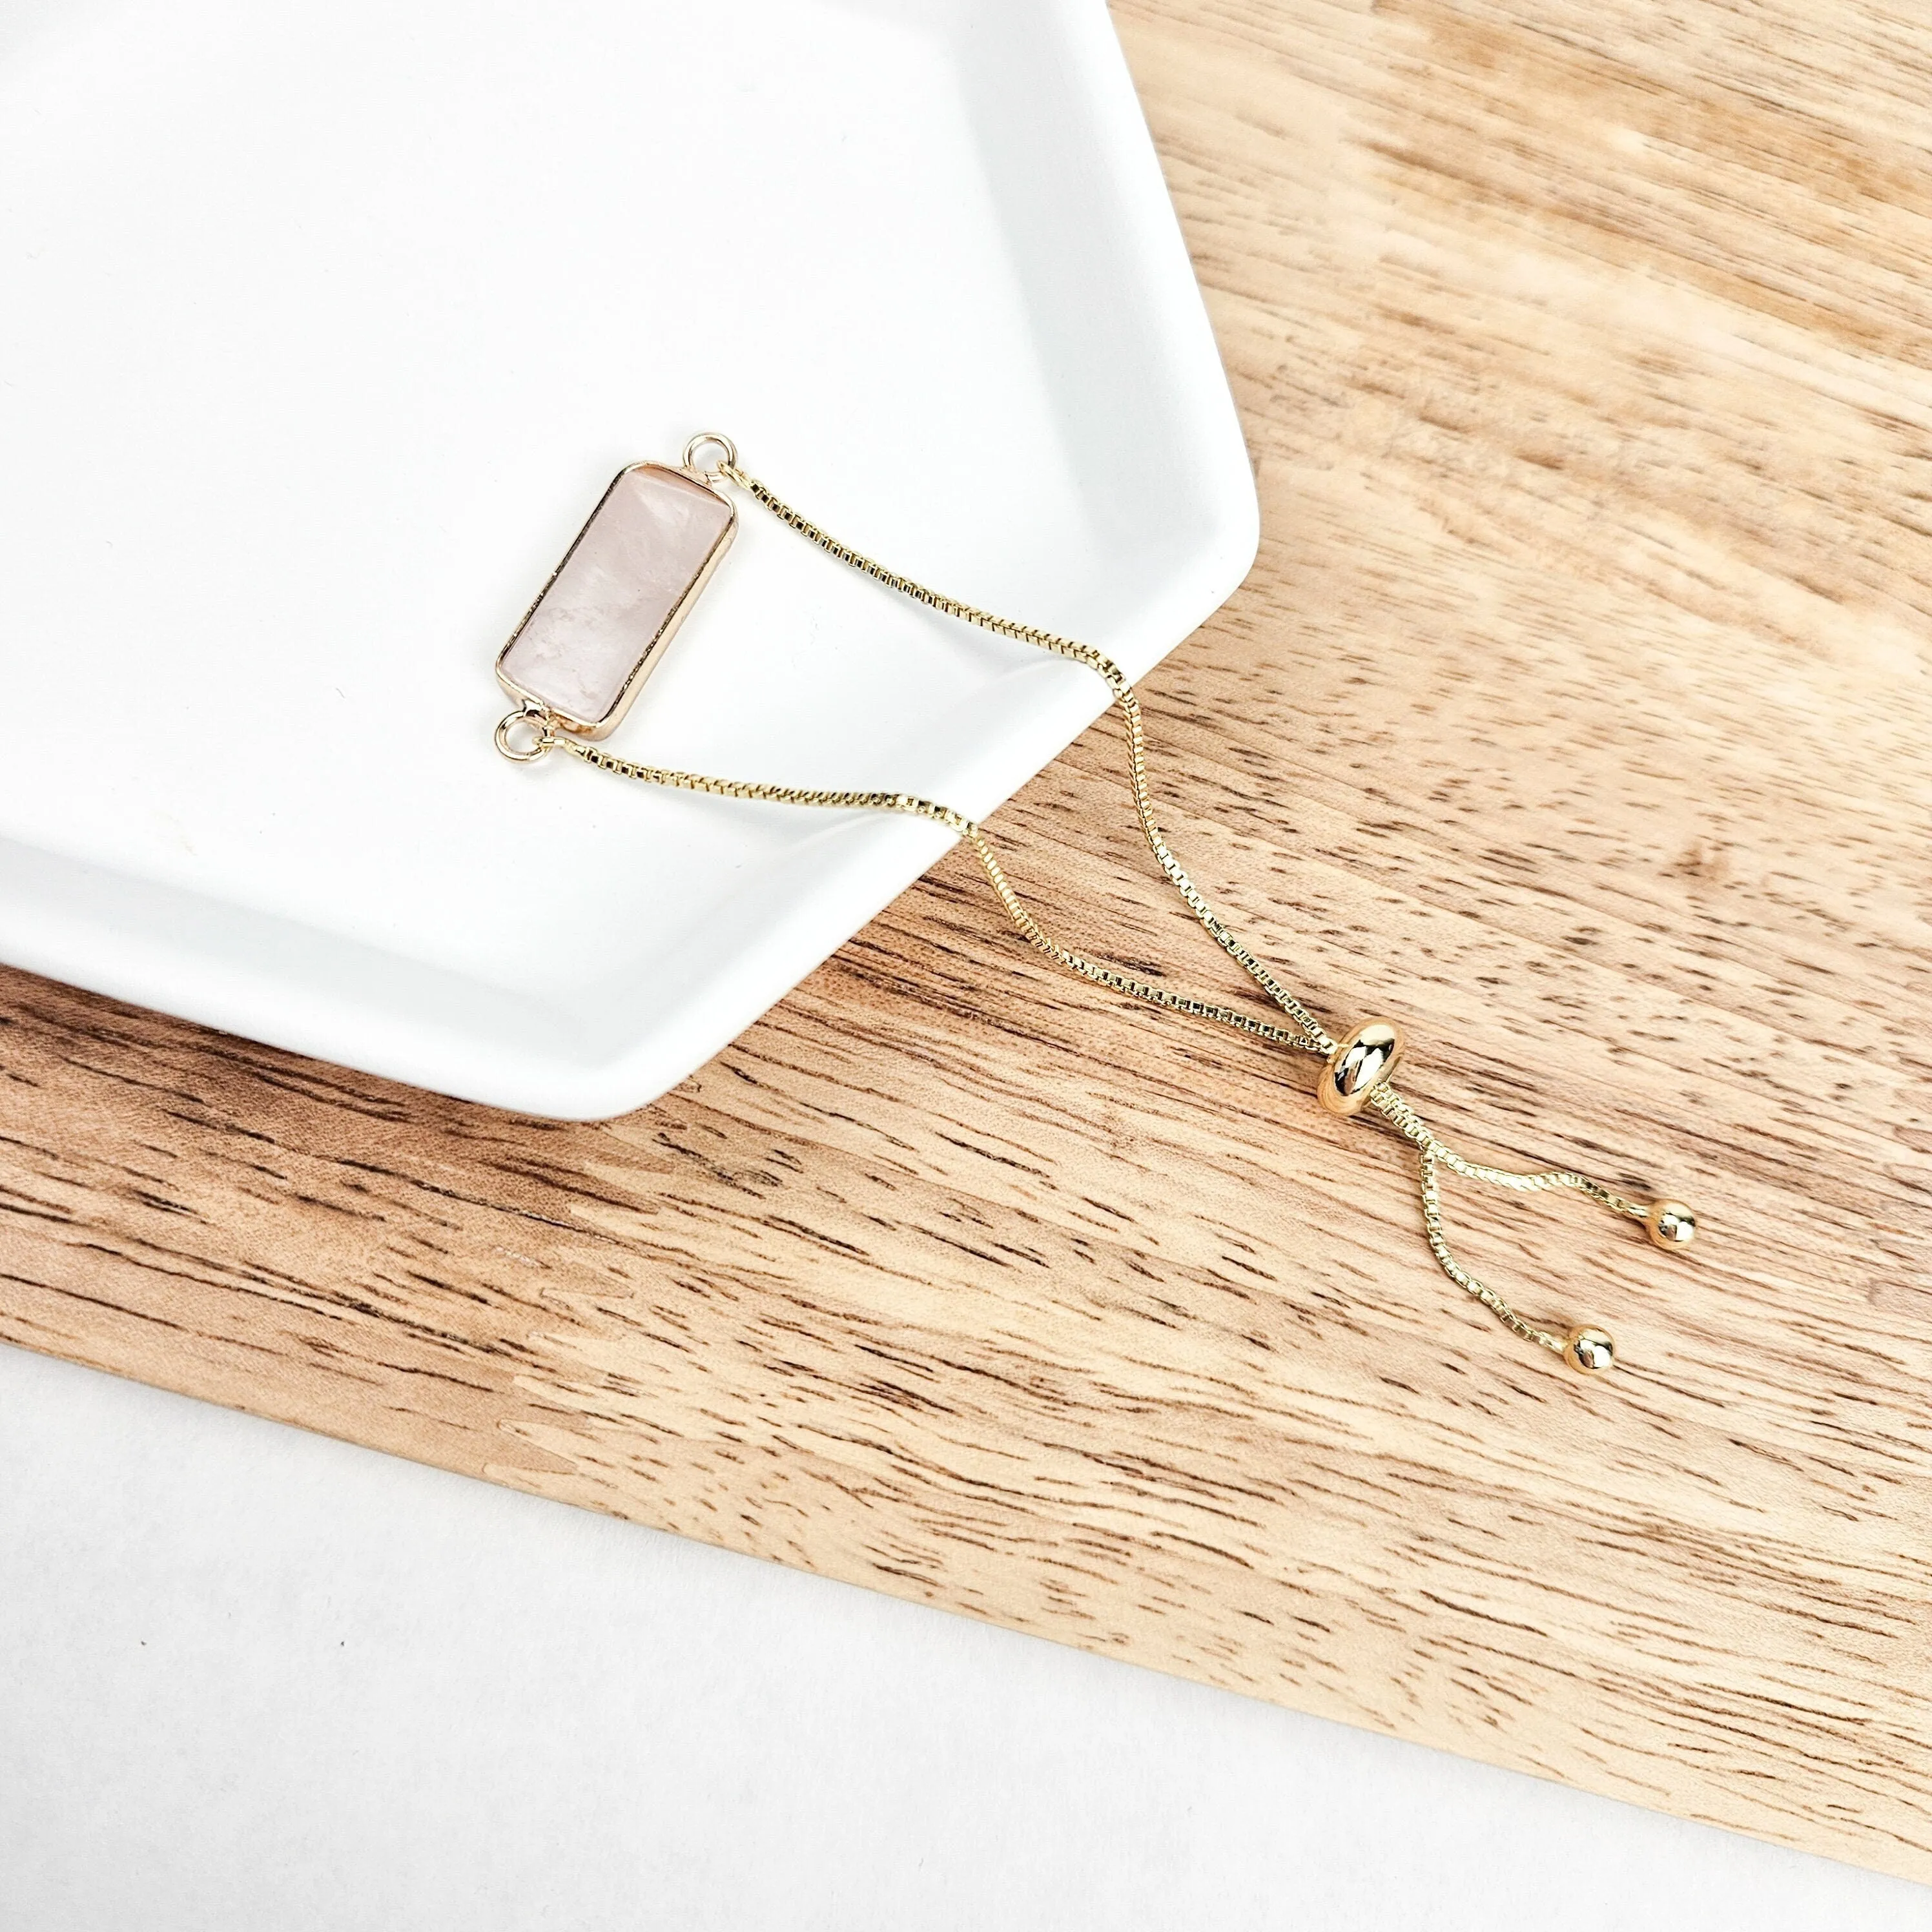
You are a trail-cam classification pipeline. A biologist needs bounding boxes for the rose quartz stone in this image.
[498,464,734,732]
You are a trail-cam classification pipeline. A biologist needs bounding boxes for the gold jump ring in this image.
[683,431,739,484]
[494,704,557,763]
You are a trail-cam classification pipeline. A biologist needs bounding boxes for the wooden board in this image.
[4,0,1929,1882]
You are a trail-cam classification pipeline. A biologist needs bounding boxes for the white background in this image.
[5,1342,1927,1931]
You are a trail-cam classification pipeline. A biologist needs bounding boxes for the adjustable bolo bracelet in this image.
[491,433,1698,1377]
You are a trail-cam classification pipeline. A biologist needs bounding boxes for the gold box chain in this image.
[498,436,1698,1377]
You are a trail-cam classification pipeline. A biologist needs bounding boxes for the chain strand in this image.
[562,741,1311,1049]
[723,466,1338,1054]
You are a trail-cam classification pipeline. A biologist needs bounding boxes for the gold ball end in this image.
[1565,1326,1616,1373]
[1645,1200,1696,1252]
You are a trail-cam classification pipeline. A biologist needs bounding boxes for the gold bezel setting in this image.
[494,460,736,740]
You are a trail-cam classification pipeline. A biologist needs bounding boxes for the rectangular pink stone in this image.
[496,462,735,735]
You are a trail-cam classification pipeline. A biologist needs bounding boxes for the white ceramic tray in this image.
[0,0,1257,1118]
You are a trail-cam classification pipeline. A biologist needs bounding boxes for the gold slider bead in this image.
[1319,1018,1405,1117]
[1565,1326,1616,1374]
[1645,1198,1696,1251]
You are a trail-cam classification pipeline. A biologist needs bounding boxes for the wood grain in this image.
[5,0,1929,1880]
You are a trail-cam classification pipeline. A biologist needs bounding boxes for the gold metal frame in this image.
[493,460,737,739]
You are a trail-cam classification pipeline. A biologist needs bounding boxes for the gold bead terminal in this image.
[1646,1199,1696,1251]
[1565,1326,1616,1373]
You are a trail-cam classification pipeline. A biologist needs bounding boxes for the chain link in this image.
[526,449,1681,1369]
